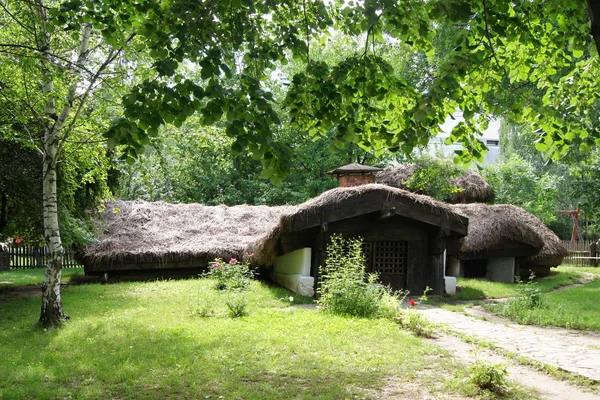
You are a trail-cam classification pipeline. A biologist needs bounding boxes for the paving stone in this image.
[418,308,600,381]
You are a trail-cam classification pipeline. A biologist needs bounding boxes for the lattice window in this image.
[367,241,408,275]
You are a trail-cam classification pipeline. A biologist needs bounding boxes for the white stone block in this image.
[271,272,314,297]
[274,248,311,275]
[486,257,515,283]
[444,276,456,295]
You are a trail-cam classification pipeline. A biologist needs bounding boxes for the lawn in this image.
[486,279,600,331]
[0,275,479,399]
[556,265,600,276]
[435,266,600,331]
[448,269,582,301]
[0,267,84,286]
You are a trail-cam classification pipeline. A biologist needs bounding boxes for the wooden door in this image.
[364,241,408,291]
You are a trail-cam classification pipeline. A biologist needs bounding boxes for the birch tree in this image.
[0,0,136,328]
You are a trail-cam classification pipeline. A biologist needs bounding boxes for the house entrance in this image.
[364,241,408,291]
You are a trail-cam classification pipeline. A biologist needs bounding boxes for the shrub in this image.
[488,273,546,322]
[206,257,254,291]
[465,361,508,394]
[515,273,543,309]
[397,309,435,338]
[224,292,249,318]
[317,234,402,318]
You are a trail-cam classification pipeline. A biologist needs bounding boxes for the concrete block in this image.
[444,276,456,295]
[446,257,463,278]
[486,257,515,283]
[274,248,311,275]
[271,272,314,297]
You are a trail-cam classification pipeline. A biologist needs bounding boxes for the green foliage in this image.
[404,156,463,201]
[206,258,254,291]
[0,140,43,240]
[465,361,508,394]
[484,154,560,226]
[489,275,546,323]
[52,0,599,178]
[487,279,600,331]
[318,235,402,318]
[397,309,435,338]
[224,292,249,318]
[448,271,582,301]
[514,274,543,309]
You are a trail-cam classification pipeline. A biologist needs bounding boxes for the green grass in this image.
[556,265,600,276]
[0,277,473,399]
[487,279,600,331]
[448,270,582,301]
[0,267,84,286]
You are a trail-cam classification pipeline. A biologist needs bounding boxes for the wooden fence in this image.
[561,240,599,266]
[1,244,82,269]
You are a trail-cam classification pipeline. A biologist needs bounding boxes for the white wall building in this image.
[427,114,501,165]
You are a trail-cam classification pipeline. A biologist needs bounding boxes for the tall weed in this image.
[318,235,403,318]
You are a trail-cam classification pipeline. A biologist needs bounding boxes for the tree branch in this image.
[482,0,501,67]
[0,43,96,76]
[0,1,35,34]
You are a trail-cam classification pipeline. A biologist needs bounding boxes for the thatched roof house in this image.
[449,203,567,279]
[249,184,468,295]
[450,170,495,204]
[375,164,420,190]
[81,182,564,291]
[375,164,494,203]
[80,200,295,276]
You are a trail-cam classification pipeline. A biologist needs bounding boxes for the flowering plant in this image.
[206,257,254,291]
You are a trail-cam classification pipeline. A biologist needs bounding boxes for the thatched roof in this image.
[82,200,295,268]
[375,164,419,190]
[523,221,569,267]
[450,170,495,203]
[248,184,468,266]
[375,164,494,203]
[451,203,567,265]
[328,163,383,175]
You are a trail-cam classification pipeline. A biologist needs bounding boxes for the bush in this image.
[466,361,508,394]
[397,309,435,338]
[317,234,402,318]
[224,292,249,318]
[206,257,254,291]
[488,273,546,322]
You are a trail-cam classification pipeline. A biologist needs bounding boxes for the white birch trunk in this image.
[38,13,93,328]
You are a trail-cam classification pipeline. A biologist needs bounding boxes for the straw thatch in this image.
[248,183,467,266]
[328,163,383,175]
[451,203,567,266]
[375,164,494,203]
[523,223,569,267]
[82,200,296,268]
[375,164,419,190]
[450,170,495,204]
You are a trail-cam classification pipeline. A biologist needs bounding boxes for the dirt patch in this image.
[0,284,41,297]
[0,283,73,298]
[373,377,471,400]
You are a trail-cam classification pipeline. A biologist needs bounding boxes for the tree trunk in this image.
[39,134,67,327]
[36,8,93,327]
[0,192,7,234]
[588,0,600,56]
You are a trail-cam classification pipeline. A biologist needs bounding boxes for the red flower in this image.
[229,258,238,264]
[409,299,416,307]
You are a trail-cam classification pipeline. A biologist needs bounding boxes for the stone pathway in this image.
[427,333,600,400]
[418,307,600,381]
